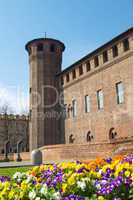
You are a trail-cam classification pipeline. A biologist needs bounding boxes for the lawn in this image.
[0,166,31,176]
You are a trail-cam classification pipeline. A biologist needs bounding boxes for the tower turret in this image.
[26,38,65,151]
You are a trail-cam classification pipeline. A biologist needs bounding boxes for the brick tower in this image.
[25,38,65,151]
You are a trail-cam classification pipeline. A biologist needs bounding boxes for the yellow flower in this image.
[9,190,15,199]
[131,172,133,180]
[98,196,105,200]
[125,170,130,177]
[21,182,28,190]
[67,173,76,185]
[97,172,101,178]
[62,183,67,192]
[19,191,24,199]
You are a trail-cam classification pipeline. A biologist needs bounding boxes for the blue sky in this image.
[0,0,133,113]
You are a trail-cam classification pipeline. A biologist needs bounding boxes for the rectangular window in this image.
[103,51,108,63]
[72,99,77,117]
[85,95,90,113]
[86,61,91,72]
[112,45,118,57]
[94,56,99,67]
[116,82,124,104]
[72,69,76,79]
[97,90,104,110]
[79,65,83,75]
[123,38,129,52]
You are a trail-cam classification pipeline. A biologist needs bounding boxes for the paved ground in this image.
[0,159,74,168]
[0,161,33,168]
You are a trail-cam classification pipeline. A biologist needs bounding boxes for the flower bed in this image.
[0,154,133,199]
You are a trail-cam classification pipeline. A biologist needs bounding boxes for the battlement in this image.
[0,114,29,121]
[59,27,133,87]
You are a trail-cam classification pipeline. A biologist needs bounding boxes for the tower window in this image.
[85,95,90,113]
[72,99,77,117]
[66,74,70,82]
[103,51,108,63]
[79,65,83,75]
[72,69,76,79]
[97,89,104,110]
[112,45,118,57]
[123,38,129,52]
[50,44,55,52]
[94,56,99,67]
[37,43,43,51]
[86,61,91,72]
[116,82,124,104]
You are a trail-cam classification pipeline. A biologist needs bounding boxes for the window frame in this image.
[66,74,70,82]
[97,89,104,110]
[72,99,77,118]
[103,51,108,63]
[86,61,91,72]
[112,45,118,57]
[79,65,83,76]
[84,95,90,113]
[72,69,76,79]
[116,82,124,104]
[123,38,129,52]
[94,56,99,67]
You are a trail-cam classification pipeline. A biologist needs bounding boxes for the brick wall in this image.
[9,138,133,162]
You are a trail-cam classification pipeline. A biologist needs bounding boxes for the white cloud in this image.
[0,83,29,114]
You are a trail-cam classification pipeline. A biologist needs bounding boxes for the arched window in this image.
[109,128,117,140]
[86,131,93,142]
[69,134,75,143]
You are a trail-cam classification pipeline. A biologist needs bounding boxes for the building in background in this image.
[0,114,29,153]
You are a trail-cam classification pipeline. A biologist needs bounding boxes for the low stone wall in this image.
[0,153,14,161]
[40,138,133,161]
[13,152,30,161]
[0,138,133,162]
[40,143,113,161]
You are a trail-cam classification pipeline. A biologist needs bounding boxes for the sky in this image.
[0,0,133,113]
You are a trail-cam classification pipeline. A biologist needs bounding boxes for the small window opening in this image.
[37,43,43,51]
[112,45,118,57]
[94,56,99,67]
[103,51,108,63]
[123,38,129,52]
[72,69,76,79]
[86,61,91,71]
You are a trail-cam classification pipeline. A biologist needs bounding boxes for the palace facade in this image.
[26,27,133,151]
